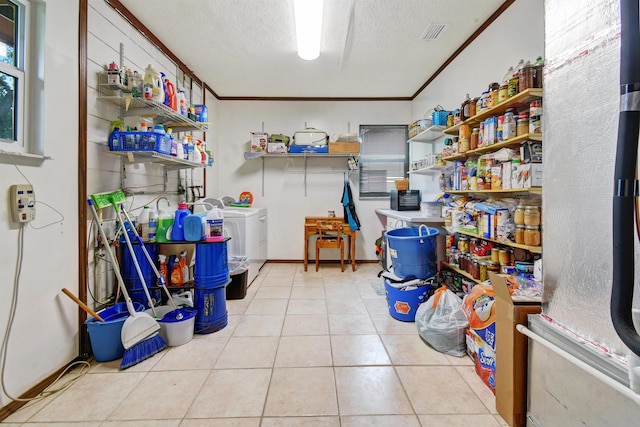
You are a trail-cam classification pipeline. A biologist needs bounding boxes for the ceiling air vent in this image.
[420,23,447,40]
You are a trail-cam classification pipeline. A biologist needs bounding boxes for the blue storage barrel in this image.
[385,226,439,279]
[193,242,229,286]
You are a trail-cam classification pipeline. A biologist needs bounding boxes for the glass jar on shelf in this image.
[515,225,526,244]
[524,206,541,226]
[524,225,541,246]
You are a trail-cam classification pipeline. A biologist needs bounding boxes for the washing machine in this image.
[223,206,267,285]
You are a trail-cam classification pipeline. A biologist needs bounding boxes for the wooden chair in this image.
[315,220,344,272]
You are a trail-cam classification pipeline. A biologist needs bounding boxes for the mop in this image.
[88,194,166,369]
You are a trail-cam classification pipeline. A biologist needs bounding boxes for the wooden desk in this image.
[304,216,356,271]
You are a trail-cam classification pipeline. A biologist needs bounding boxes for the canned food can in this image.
[529,100,543,117]
[529,115,542,134]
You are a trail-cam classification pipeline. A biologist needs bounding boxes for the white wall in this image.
[213,101,411,261]
[0,0,79,406]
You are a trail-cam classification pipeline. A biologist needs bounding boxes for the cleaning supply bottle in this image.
[171,202,190,241]
[143,64,164,103]
[192,138,201,163]
[156,209,173,243]
[206,206,224,242]
[160,72,169,106]
[170,257,183,286]
[180,250,189,284]
[148,207,157,242]
[137,206,151,241]
[165,77,177,111]
[158,254,169,286]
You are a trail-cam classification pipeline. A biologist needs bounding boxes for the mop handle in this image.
[87,199,137,317]
[120,207,177,310]
[115,206,158,317]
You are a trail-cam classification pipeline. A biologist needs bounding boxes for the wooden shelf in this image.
[445,187,542,195]
[443,88,543,136]
[442,262,481,283]
[455,229,542,254]
[407,125,446,143]
[442,133,542,162]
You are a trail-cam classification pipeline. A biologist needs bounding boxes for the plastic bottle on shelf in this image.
[158,254,169,285]
[186,136,195,161]
[171,202,190,241]
[180,250,189,284]
[182,136,190,161]
[143,64,164,103]
[533,56,544,88]
[206,206,224,242]
[160,72,170,106]
[137,206,151,241]
[170,258,183,286]
[148,207,157,242]
[508,59,524,98]
[156,209,173,243]
[461,93,471,121]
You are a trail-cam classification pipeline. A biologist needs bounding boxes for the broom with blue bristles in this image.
[88,191,166,369]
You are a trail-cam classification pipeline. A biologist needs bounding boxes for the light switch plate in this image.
[10,184,36,223]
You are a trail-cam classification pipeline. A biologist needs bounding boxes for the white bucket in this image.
[145,306,196,346]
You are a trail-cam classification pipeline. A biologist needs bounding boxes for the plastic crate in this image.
[431,110,450,126]
[109,131,172,155]
[288,145,329,154]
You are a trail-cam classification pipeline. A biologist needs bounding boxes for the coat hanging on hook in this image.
[341,176,360,231]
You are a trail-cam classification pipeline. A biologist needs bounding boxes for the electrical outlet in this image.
[10,184,36,223]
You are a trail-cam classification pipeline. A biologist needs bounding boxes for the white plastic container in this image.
[206,207,224,242]
[145,306,196,347]
[137,206,150,241]
[143,64,164,103]
[420,202,442,218]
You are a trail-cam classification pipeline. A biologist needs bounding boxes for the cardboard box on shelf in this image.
[490,272,542,427]
[267,142,287,154]
[521,163,543,188]
[328,141,360,154]
[251,132,268,153]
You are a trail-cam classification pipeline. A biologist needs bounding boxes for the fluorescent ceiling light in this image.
[294,0,324,60]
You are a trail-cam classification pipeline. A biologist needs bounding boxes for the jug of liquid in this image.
[143,64,164,103]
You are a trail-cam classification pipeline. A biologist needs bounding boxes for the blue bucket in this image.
[122,244,157,280]
[194,283,228,334]
[85,302,145,362]
[383,279,430,322]
[385,227,439,279]
[194,242,229,286]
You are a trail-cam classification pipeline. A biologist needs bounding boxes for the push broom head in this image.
[120,309,166,369]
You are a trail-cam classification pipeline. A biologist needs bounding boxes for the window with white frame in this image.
[0,0,45,155]
[358,124,409,198]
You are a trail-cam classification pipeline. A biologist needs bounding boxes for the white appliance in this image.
[223,206,267,285]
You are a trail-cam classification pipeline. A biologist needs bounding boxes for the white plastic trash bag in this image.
[416,285,469,357]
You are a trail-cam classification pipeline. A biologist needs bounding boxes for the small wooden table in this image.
[304,216,357,271]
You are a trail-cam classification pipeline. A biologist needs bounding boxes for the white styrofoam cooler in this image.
[293,129,328,145]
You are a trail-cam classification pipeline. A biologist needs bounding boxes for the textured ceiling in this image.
[116,0,507,98]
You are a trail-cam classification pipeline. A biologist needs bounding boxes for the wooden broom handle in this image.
[62,288,104,322]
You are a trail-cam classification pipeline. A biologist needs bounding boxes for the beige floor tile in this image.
[455,365,498,413]
[108,370,208,420]
[328,314,376,335]
[325,297,368,315]
[281,314,329,336]
[275,335,333,367]
[266,265,299,277]
[20,423,101,427]
[260,276,294,287]
[180,419,260,427]
[286,298,327,315]
[334,366,413,416]
[151,335,228,370]
[331,335,391,366]
[186,369,271,418]
[263,367,338,416]
[254,286,292,299]
[232,314,284,337]
[292,276,325,286]
[101,421,180,426]
[244,298,289,315]
[447,353,475,366]
[261,416,340,427]
[340,414,421,427]
[209,314,241,338]
[380,335,450,365]
[214,336,279,369]
[396,366,489,415]
[290,286,326,299]
[28,372,144,422]
[418,414,502,426]
[362,297,390,315]
[323,284,361,298]
[356,282,382,299]
[370,314,418,335]
[226,298,252,315]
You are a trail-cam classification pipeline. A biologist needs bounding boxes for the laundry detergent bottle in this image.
[156,209,173,243]
[143,64,164,103]
[171,202,190,241]
[206,206,224,242]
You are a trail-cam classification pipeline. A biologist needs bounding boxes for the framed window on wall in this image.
[358,124,409,198]
[0,0,45,156]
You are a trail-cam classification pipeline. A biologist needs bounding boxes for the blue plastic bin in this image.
[194,283,228,334]
[384,280,430,322]
[85,302,145,362]
[194,242,229,286]
[385,227,439,279]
